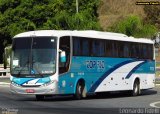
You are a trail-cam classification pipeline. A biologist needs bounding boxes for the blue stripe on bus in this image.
[125,61,146,79]
[89,59,137,92]
[12,78,34,85]
[12,77,51,85]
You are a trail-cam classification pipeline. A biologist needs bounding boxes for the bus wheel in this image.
[36,95,45,101]
[74,82,86,100]
[132,80,140,96]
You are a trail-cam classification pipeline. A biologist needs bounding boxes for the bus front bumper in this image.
[10,82,59,95]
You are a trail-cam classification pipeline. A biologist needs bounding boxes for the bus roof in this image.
[13,30,154,44]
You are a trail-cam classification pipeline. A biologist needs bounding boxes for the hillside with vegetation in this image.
[98,0,145,30]
[98,0,159,38]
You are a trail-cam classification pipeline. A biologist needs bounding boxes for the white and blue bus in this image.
[10,30,155,100]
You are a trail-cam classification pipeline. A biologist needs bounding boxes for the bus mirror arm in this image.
[59,50,66,63]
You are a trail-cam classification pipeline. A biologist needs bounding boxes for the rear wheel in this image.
[36,95,45,101]
[132,80,141,96]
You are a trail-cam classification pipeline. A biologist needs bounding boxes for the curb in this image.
[0,82,10,85]
[155,84,160,86]
[0,75,11,78]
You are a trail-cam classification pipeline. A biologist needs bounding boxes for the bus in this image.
[10,30,155,100]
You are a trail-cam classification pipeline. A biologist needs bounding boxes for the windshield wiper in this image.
[17,60,30,77]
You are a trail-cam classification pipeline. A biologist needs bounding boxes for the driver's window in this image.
[59,36,70,74]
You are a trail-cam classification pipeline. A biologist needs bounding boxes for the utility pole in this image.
[76,0,79,29]
[76,0,79,13]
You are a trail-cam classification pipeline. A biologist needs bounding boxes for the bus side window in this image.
[59,36,71,74]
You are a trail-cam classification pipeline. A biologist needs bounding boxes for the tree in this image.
[108,15,157,38]
[0,0,100,37]
[0,0,100,63]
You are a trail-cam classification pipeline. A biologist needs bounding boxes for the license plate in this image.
[26,89,35,93]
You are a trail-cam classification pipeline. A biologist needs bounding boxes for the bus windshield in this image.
[11,37,57,77]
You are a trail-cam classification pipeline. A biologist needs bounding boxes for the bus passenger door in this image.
[59,36,71,74]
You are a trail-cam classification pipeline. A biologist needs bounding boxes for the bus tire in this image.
[36,95,45,101]
[74,81,86,100]
[132,80,140,96]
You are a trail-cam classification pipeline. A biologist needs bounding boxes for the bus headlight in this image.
[10,76,13,81]
[11,81,21,87]
[41,80,56,87]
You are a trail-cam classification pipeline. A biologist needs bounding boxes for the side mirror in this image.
[60,51,66,63]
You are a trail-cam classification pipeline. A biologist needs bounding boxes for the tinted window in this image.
[73,37,81,56]
[73,37,153,60]
[90,39,105,57]
[82,39,90,56]
[13,38,31,49]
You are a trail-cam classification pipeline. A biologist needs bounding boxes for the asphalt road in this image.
[0,84,160,114]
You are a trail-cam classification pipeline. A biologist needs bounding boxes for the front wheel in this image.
[74,82,86,100]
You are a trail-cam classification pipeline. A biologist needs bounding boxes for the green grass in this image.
[156,63,160,67]
[156,71,160,77]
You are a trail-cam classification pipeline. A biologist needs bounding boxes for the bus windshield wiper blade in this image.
[17,60,30,77]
